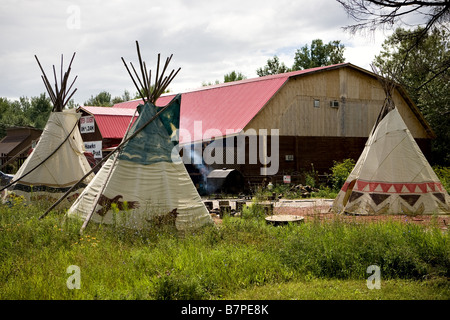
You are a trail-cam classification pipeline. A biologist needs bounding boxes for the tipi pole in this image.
[79,109,138,234]
[39,97,178,220]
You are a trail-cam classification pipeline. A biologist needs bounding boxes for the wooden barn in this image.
[0,126,42,172]
[111,62,434,191]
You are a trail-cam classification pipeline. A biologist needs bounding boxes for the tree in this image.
[112,90,131,104]
[0,93,72,139]
[373,27,450,165]
[337,0,449,37]
[292,39,346,70]
[0,96,46,138]
[84,91,113,107]
[337,0,449,71]
[201,71,247,87]
[29,93,52,129]
[0,98,30,138]
[224,71,247,82]
[256,56,291,76]
[133,87,171,100]
[202,80,221,87]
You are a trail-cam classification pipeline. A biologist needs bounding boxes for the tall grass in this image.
[279,218,449,280]
[0,200,448,300]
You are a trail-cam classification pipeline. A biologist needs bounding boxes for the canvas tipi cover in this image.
[332,107,449,215]
[10,109,93,205]
[66,95,213,230]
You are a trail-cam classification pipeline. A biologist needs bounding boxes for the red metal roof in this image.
[79,106,137,139]
[112,63,349,144]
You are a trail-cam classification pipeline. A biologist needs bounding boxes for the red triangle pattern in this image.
[381,184,393,193]
[393,184,404,193]
[356,180,369,191]
[352,181,445,194]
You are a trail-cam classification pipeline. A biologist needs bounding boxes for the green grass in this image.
[0,199,449,300]
[226,278,450,300]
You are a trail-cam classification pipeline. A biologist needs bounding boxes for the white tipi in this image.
[7,53,93,206]
[332,72,449,215]
[66,42,213,231]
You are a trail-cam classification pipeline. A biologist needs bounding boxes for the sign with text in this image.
[84,141,102,159]
[80,116,95,134]
[283,175,291,184]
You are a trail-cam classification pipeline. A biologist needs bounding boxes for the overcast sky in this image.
[0,0,399,105]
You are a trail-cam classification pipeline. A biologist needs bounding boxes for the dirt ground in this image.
[208,198,449,232]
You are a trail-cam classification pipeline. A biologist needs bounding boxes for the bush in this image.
[433,166,450,193]
[241,202,266,221]
[279,220,450,280]
[330,159,356,191]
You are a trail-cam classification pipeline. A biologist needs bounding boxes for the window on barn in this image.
[330,100,339,108]
[313,99,320,108]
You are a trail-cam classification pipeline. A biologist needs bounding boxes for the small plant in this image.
[305,163,318,188]
[241,202,266,221]
[330,159,356,191]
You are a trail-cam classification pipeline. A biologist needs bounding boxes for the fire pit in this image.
[265,215,304,226]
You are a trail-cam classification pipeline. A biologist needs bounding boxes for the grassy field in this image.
[0,198,449,300]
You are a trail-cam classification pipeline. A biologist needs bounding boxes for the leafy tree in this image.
[373,27,450,165]
[29,94,52,129]
[201,80,221,87]
[84,91,113,107]
[0,97,33,138]
[256,56,291,76]
[66,99,78,109]
[256,40,345,76]
[133,87,171,100]
[224,71,247,83]
[112,90,131,104]
[292,39,345,70]
[202,71,246,86]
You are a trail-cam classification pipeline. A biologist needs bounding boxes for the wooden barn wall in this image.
[188,135,431,188]
[0,128,42,172]
[245,67,430,139]
[183,66,434,190]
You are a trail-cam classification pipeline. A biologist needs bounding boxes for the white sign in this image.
[84,141,102,159]
[285,155,294,161]
[80,116,95,134]
[283,175,291,184]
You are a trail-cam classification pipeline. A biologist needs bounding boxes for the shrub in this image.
[241,202,266,221]
[279,220,449,280]
[433,166,450,193]
[330,159,356,191]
